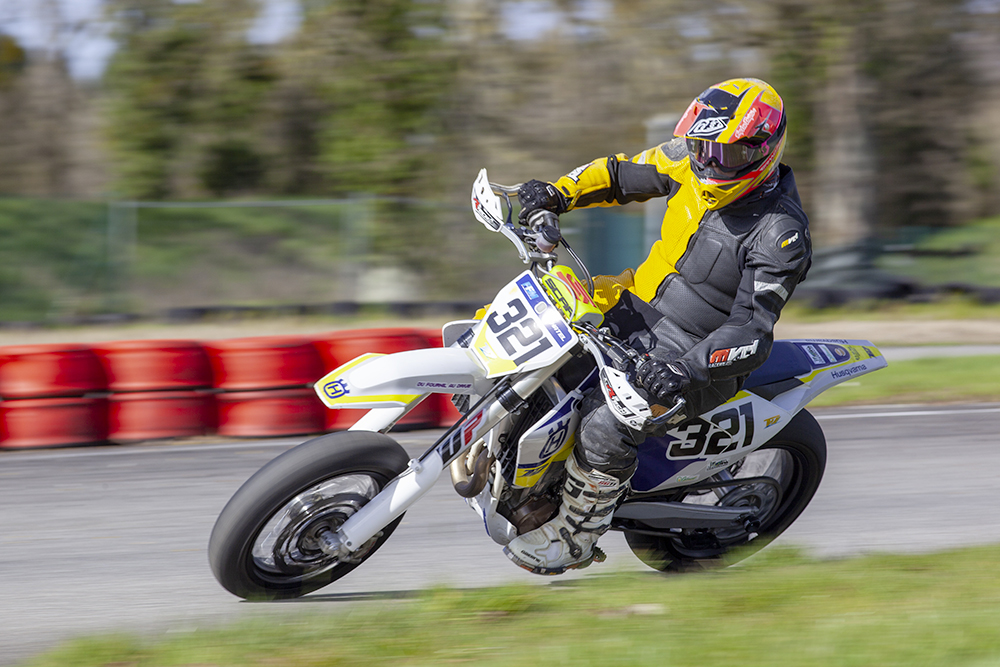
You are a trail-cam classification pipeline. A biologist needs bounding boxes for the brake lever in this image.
[647,396,687,426]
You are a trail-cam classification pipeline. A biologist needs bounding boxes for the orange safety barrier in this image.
[108,391,216,443]
[0,344,107,399]
[0,396,109,449]
[0,327,466,449]
[93,340,212,392]
[203,336,324,391]
[216,388,325,438]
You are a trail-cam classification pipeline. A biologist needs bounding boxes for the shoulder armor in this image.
[759,214,810,264]
[661,137,688,162]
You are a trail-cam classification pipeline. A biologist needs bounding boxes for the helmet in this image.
[674,78,787,209]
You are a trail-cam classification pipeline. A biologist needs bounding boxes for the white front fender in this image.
[314,347,489,410]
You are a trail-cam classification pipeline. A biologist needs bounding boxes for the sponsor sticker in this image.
[707,458,731,471]
[734,106,758,138]
[765,415,781,428]
[415,381,473,390]
[708,339,759,368]
[802,344,825,366]
[675,475,699,483]
[779,231,799,249]
[516,274,572,346]
[819,345,837,363]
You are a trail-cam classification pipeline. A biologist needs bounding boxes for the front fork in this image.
[320,351,574,558]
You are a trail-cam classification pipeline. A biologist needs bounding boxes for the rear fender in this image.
[315,347,490,410]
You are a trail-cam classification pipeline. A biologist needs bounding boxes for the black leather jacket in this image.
[548,138,812,393]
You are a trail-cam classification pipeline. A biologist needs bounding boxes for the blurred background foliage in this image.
[0,0,998,321]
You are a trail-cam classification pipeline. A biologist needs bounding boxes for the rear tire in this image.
[209,431,410,599]
[624,409,826,572]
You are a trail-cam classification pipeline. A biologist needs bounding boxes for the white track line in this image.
[816,407,1000,420]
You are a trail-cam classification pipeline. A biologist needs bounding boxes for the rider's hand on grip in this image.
[518,180,566,223]
[635,356,690,404]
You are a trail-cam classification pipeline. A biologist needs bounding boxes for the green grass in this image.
[877,215,1000,287]
[810,354,1000,407]
[22,544,1000,667]
[781,295,1000,323]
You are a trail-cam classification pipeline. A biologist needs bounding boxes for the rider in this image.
[503,78,813,575]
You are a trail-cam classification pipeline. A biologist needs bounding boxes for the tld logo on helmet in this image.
[687,116,730,138]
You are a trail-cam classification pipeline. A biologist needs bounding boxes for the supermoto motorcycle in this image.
[208,169,887,599]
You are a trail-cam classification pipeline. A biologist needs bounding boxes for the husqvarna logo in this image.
[540,421,569,459]
[323,379,350,399]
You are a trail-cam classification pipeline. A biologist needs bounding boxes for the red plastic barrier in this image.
[417,328,462,427]
[108,390,216,443]
[0,396,109,449]
[0,344,107,399]
[203,336,324,391]
[93,340,213,392]
[312,328,438,430]
[216,388,325,437]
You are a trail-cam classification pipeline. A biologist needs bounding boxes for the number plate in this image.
[471,272,577,377]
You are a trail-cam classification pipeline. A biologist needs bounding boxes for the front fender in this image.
[315,347,489,410]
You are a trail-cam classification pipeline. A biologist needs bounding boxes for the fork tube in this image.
[336,351,573,552]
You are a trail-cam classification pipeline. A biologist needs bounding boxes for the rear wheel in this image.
[209,431,409,599]
[624,409,826,572]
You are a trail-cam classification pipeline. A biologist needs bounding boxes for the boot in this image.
[503,453,625,575]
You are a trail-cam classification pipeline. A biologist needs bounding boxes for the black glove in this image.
[517,179,566,223]
[635,356,690,404]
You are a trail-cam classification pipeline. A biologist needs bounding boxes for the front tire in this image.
[209,431,410,599]
[624,409,826,572]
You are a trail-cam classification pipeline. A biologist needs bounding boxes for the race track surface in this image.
[2,403,999,664]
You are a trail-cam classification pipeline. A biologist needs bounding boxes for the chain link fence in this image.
[0,196,646,325]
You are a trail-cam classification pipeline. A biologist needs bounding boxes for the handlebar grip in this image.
[524,209,560,230]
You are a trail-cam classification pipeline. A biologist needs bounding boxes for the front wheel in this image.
[209,431,410,599]
[624,409,826,572]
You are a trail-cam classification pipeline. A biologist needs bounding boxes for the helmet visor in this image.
[686,138,770,172]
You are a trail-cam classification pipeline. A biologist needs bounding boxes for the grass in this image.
[877,215,1000,288]
[781,295,1000,323]
[22,543,1000,667]
[810,354,1000,407]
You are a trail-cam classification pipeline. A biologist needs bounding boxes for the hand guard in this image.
[634,356,690,404]
[517,180,566,223]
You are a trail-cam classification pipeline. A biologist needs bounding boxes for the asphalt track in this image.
[2,403,1000,664]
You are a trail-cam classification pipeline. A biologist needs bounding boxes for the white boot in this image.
[504,454,624,575]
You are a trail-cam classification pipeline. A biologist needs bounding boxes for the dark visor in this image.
[686,138,770,171]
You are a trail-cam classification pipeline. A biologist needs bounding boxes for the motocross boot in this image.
[503,453,625,575]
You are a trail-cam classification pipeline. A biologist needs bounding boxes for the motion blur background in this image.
[1,0,999,323]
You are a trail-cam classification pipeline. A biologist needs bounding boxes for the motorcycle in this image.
[208,169,887,599]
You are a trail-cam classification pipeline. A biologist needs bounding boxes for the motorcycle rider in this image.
[503,78,812,575]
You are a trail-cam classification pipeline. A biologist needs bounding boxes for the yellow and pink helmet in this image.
[674,78,786,209]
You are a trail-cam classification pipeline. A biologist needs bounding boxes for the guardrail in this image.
[0,328,461,449]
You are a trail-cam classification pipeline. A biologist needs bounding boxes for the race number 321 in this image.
[486,298,553,365]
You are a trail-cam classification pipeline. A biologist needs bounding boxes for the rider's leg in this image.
[503,444,626,575]
[503,399,637,575]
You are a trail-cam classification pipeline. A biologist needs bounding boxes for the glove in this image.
[517,179,566,223]
[635,356,690,404]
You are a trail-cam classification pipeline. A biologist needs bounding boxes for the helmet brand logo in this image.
[687,116,729,138]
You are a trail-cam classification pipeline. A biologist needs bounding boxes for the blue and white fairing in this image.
[632,338,887,494]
